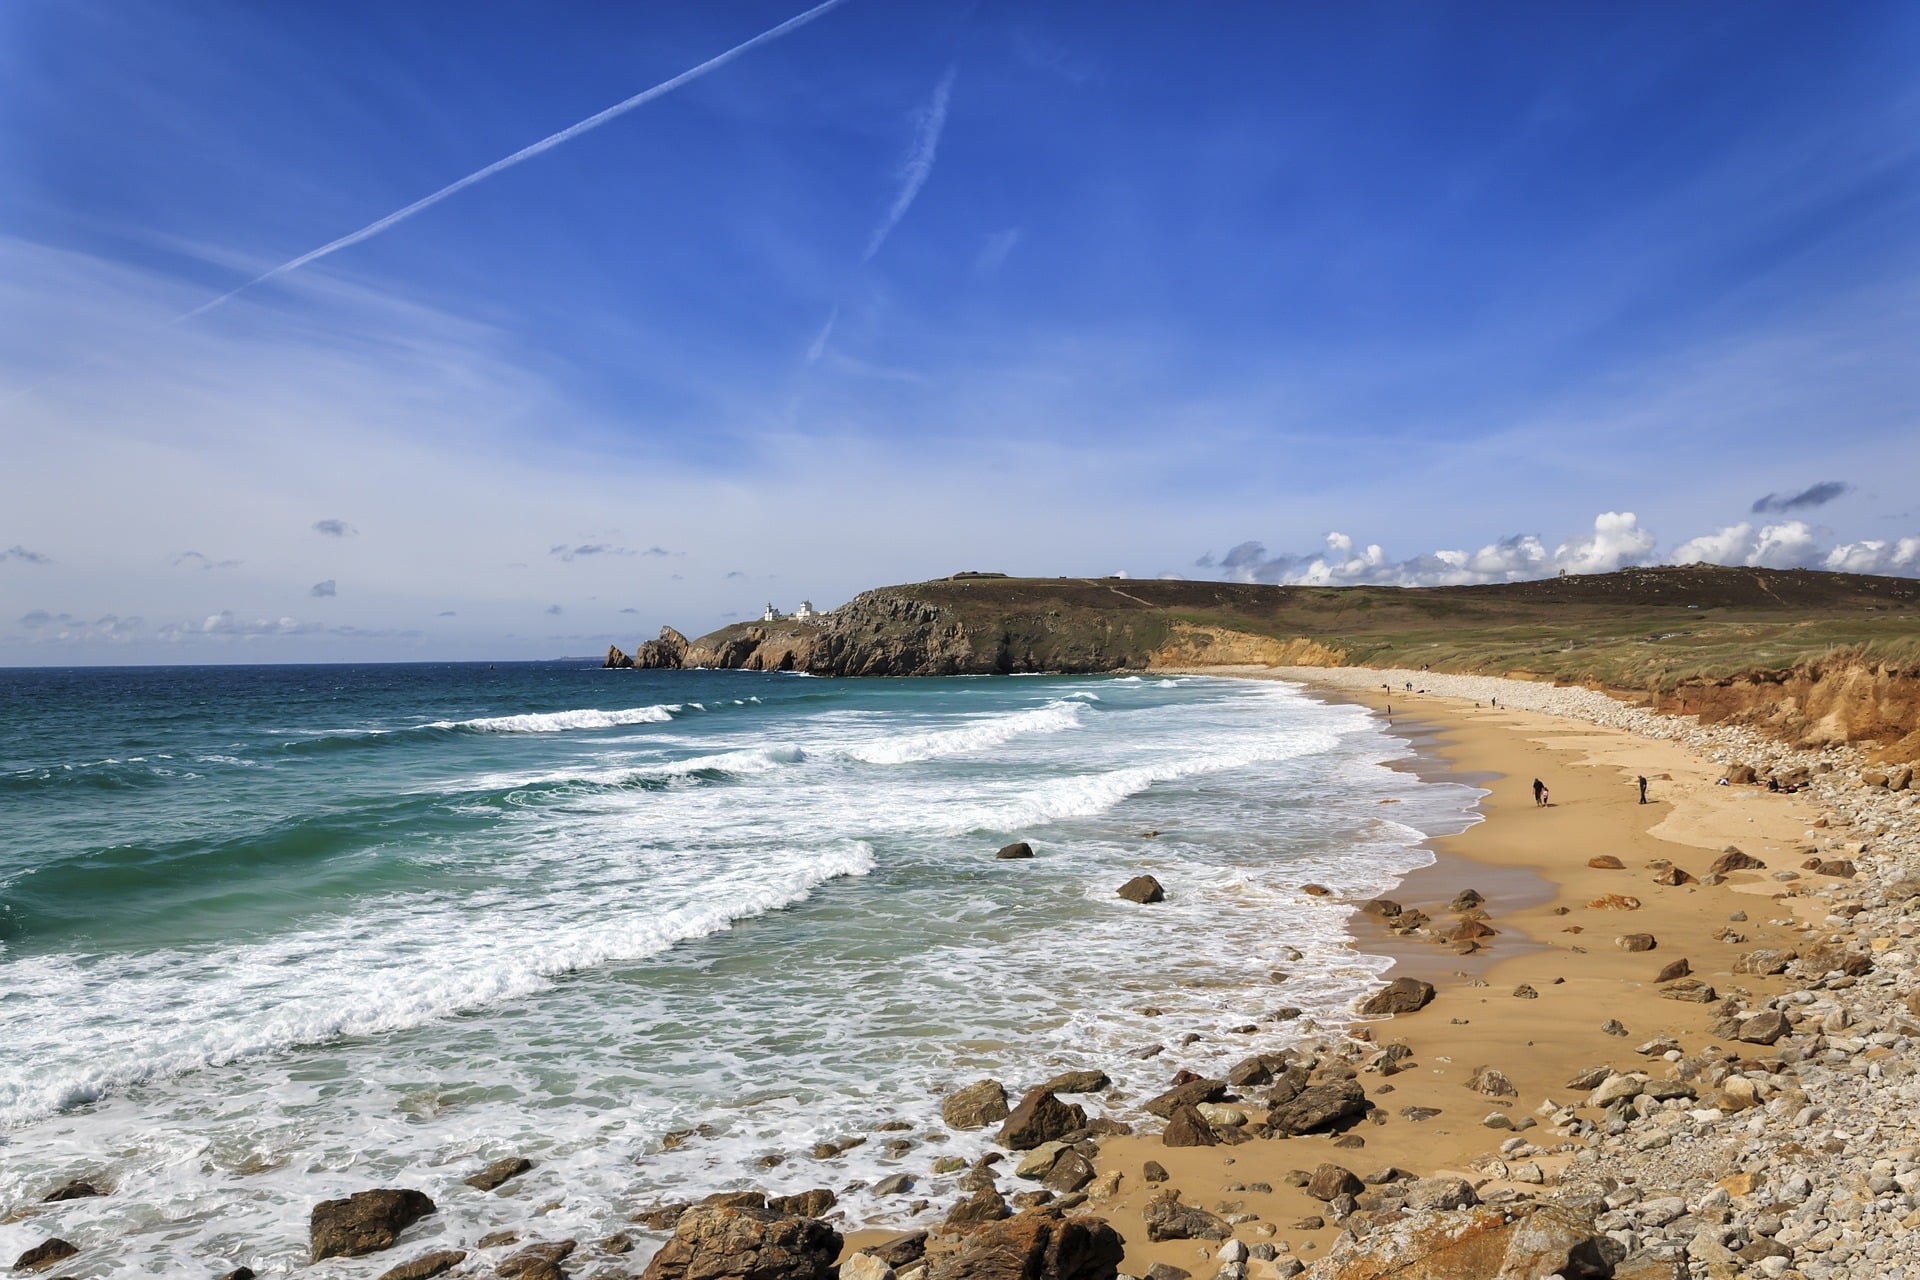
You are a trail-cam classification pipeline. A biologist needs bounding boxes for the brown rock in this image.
[1615,933,1657,952]
[1160,1105,1217,1148]
[639,1204,841,1280]
[1660,978,1718,1003]
[1359,898,1402,918]
[1724,765,1757,784]
[998,1089,1087,1150]
[1587,894,1642,910]
[310,1189,437,1263]
[40,1179,103,1204]
[1042,1152,1095,1194]
[1356,977,1435,1016]
[1651,866,1697,887]
[377,1251,467,1280]
[1587,855,1625,869]
[1142,1078,1225,1117]
[1306,1203,1620,1279]
[1738,1011,1791,1045]
[946,1189,1013,1227]
[1041,1070,1109,1095]
[945,1080,1012,1129]
[1814,860,1857,878]
[924,1208,1124,1280]
[1302,883,1332,897]
[767,1189,837,1218]
[1449,889,1485,912]
[996,842,1034,860]
[1467,1065,1517,1097]
[498,1240,576,1279]
[1709,849,1767,875]
[1141,1195,1230,1242]
[1115,876,1164,904]
[1799,943,1873,976]
[463,1156,533,1192]
[11,1238,79,1273]
[1654,958,1691,982]
[1141,1161,1169,1184]
[1733,949,1792,976]
[1307,1164,1364,1201]
[1443,919,1498,944]
[1265,1080,1368,1137]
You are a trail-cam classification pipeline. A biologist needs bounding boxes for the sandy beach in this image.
[1067,668,1847,1278]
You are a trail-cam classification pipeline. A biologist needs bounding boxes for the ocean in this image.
[0,662,1481,1275]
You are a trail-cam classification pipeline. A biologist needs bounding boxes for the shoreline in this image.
[12,665,1919,1280]
[1039,665,1919,1280]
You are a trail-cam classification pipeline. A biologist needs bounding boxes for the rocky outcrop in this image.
[463,1155,532,1191]
[309,1188,436,1262]
[635,627,693,669]
[923,1209,1123,1280]
[1303,1204,1618,1279]
[638,1204,841,1280]
[376,1251,467,1280]
[944,1080,1011,1129]
[11,1238,79,1273]
[998,1088,1086,1150]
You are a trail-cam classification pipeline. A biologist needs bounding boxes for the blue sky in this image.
[2,1,1917,662]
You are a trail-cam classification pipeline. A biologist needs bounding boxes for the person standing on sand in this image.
[1532,777,1545,806]
[1638,775,1649,804]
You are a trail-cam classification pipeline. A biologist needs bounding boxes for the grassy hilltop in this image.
[707,565,1920,691]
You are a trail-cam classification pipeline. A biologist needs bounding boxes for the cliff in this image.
[606,567,1920,758]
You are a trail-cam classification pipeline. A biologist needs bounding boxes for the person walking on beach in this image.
[1532,777,1545,807]
[1638,775,1649,804]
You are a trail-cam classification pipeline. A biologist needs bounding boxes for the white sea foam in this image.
[431,703,681,733]
[840,700,1085,764]
[0,840,875,1129]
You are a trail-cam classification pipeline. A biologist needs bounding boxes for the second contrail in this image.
[175,0,853,323]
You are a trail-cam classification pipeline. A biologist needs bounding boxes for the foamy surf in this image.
[0,664,1484,1278]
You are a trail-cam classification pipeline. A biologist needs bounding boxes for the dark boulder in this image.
[1306,1164,1364,1201]
[1160,1105,1217,1148]
[1142,1078,1225,1118]
[1040,1070,1110,1095]
[1141,1195,1230,1243]
[1116,876,1165,904]
[639,1204,841,1280]
[1265,1080,1368,1137]
[463,1155,533,1191]
[310,1189,437,1263]
[768,1189,837,1218]
[11,1238,78,1273]
[999,1089,1087,1150]
[377,1251,468,1280]
[1709,849,1767,875]
[996,842,1035,860]
[924,1209,1124,1280]
[41,1179,103,1203]
[945,1080,1012,1129]
[1356,977,1435,1016]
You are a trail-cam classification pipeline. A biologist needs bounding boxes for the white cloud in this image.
[1551,511,1657,575]
[1825,536,1920,575]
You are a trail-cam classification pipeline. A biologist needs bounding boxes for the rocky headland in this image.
[607,568,1920,762]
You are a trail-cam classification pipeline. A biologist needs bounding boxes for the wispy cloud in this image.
[310,579,337,598]
[550,543,634,561]
[643,546,680,557]
[862,65,957,263]
[169,550,242,570]
[805,306,839,365]
[972,227,1023,277]
[312,518,357,537]
[174,0,857,324]
[2,545,52,565]
[1752,480,1850,514]
[545,603,564,616]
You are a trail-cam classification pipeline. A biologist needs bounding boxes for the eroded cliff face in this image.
[1144,623,1348,670]
[1656,657,1920,763]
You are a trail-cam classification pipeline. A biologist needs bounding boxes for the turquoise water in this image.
[0,663,1479,1276]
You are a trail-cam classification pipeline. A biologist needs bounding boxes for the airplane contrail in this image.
[176,0,854,323]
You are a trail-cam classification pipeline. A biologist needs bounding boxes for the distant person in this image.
[1532,778,1545,807]
[1490,696,1497,708]
[1638,775,1648,804]
[1541,785,1551,806]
